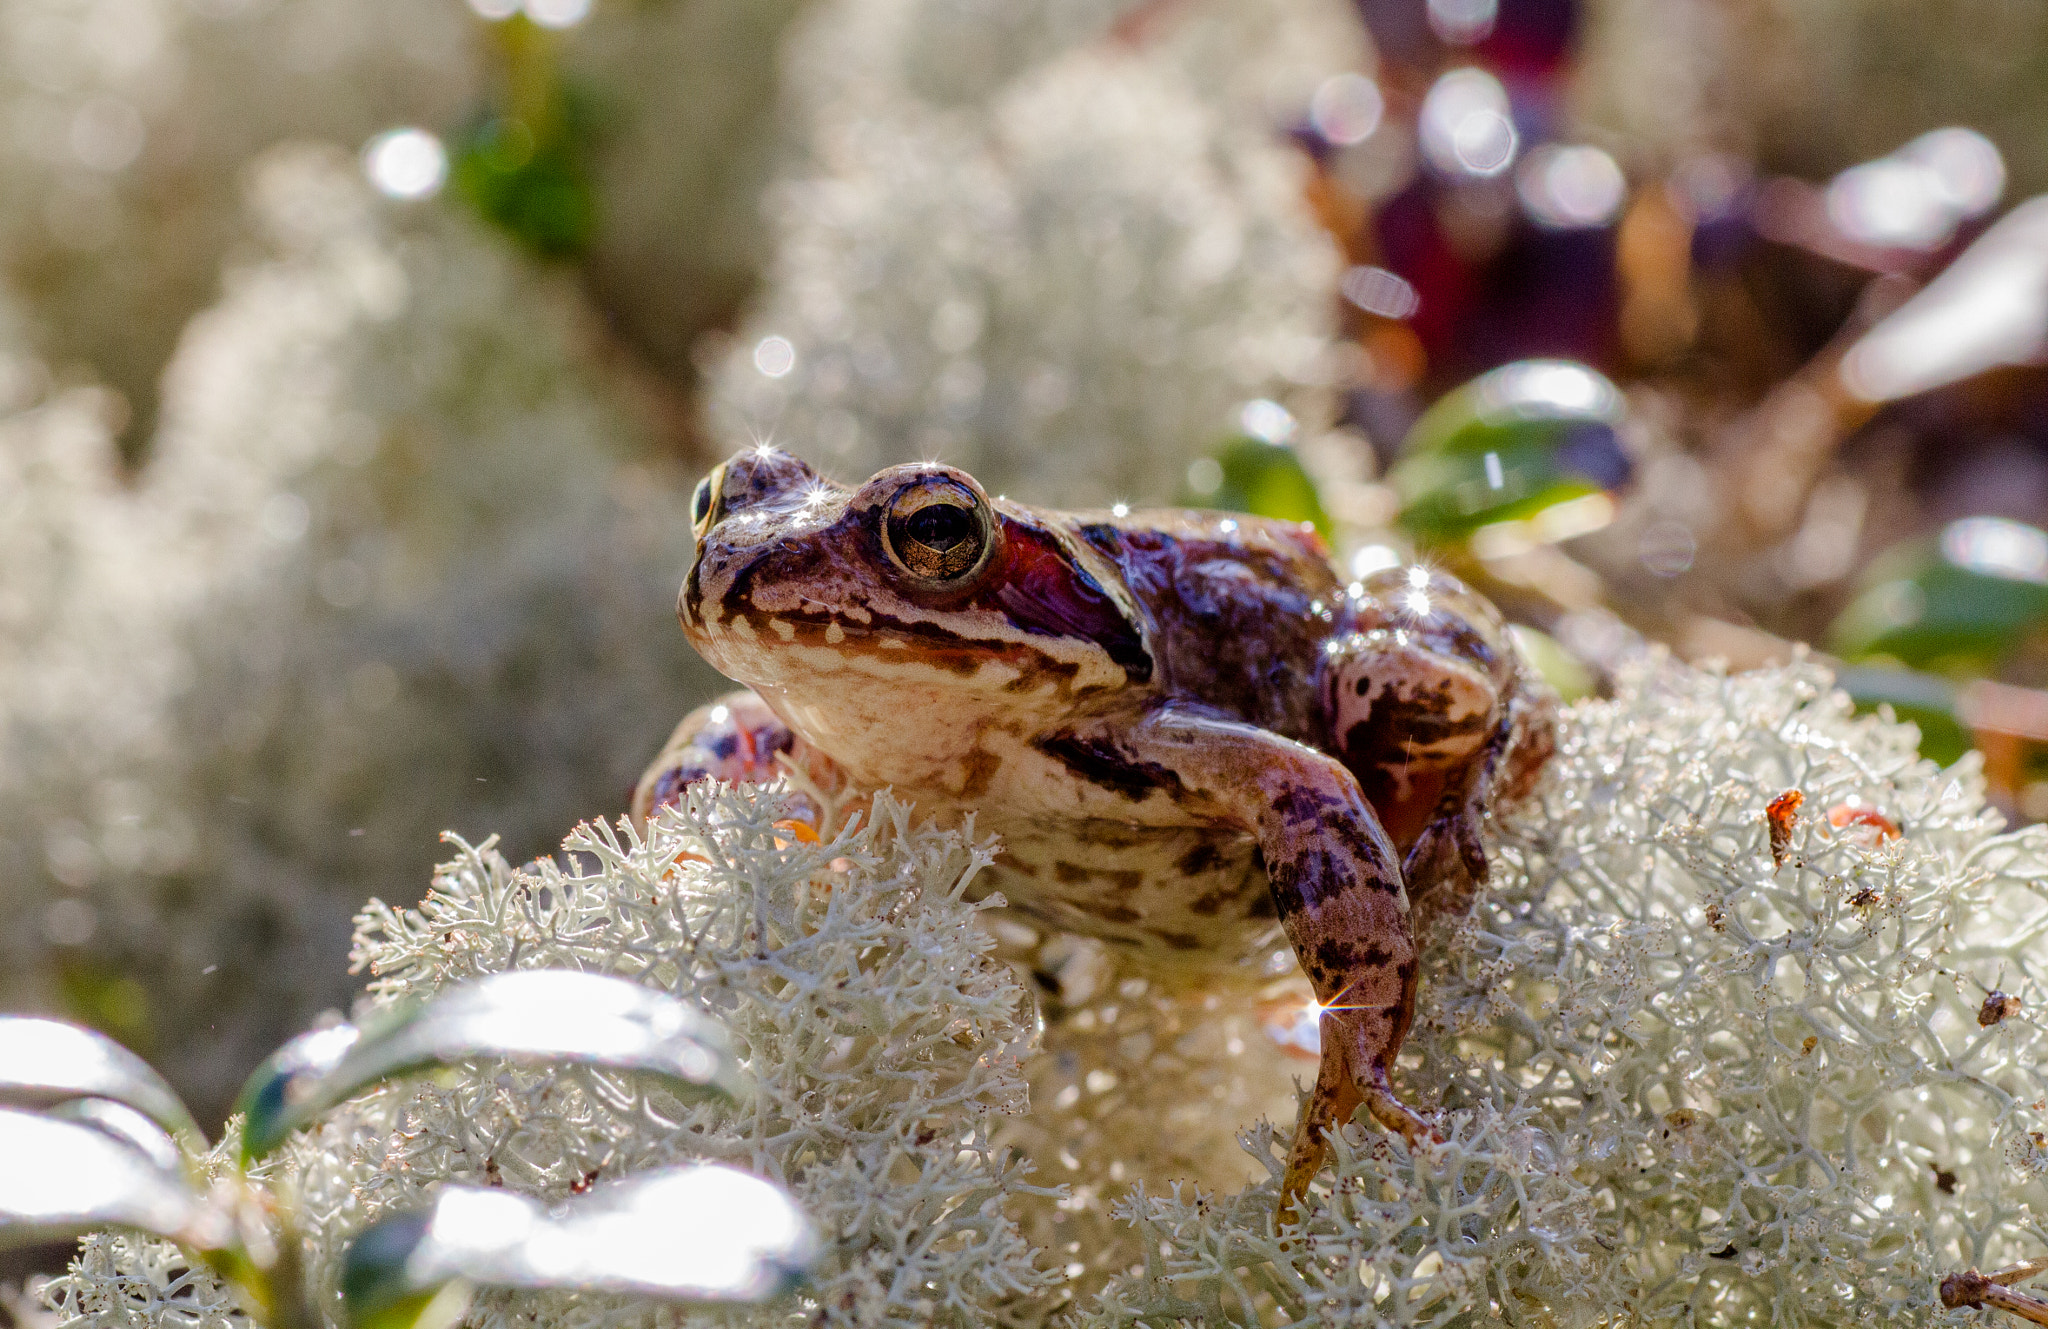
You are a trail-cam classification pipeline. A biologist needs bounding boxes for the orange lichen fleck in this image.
[1766,789,1803,866]
[1827,801,1901,842]
[774,818,821,847]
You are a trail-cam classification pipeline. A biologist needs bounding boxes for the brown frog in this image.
[635,446,1554,1214]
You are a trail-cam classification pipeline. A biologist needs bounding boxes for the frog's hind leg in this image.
[632,689,843,828]
[1398,716,1507,926]
[1320,567,1512,859]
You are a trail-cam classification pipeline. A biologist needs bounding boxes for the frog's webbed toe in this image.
[633,689,837,826]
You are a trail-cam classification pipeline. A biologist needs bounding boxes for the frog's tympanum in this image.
[636,447,1555,1215]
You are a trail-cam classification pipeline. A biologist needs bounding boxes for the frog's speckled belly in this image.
[977,819,1286,965]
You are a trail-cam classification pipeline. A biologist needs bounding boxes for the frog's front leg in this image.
[631,689,844,828]
[1401,682,1558,931]
[1109,705,1433,1218]
[1324,566,1548,925]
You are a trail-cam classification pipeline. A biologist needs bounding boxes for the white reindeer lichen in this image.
[41,659,2048,1329]
[709,0,1359,510]
[1075,657,2048,1327]
[42,783,1054,1329]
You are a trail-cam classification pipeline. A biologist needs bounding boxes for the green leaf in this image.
[0,1016,200,1146]
[236,971,743,1166]
[1390,360,1630,543]
[0,1108,221,1250]
[1833,666,1974,765]
[452,111,593,258]
[1507,625,1595,702]
[1829,517,2048,672]
[341,1164,819,1329]
[1188,437,1333,539]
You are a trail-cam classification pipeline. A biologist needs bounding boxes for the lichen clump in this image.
[0,144,716,1118]
[1080,658,2048,1327]
[39,659,2048,1329]
[43,783,1053,1329]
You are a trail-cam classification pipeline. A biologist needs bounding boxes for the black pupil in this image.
[692,478,713,523]
[903,503,972,551]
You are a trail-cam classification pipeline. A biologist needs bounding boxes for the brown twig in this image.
[1942,1259,2048,1326]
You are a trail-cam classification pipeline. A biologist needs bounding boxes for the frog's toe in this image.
[1278,1048,1438,1225]
[1452,806,1489,882]
[1402,810,1484,919]
[1363,1072,1438,1147]
[1279,1052,1362,1225]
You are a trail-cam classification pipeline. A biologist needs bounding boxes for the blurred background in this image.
[3,0,2047,1162]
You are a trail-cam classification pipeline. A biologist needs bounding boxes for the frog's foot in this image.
[1278,1005,1438,1226]
[633,689,829,826]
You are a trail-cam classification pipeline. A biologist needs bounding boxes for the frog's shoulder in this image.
[1056,508,1341,733]
[1058,508,1339,606]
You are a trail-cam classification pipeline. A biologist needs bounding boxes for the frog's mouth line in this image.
[701,602,1108,697]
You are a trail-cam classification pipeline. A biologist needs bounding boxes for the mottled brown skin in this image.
[636,447,1554,1220]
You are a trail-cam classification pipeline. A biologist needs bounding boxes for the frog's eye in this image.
[882,479,994,585]
[691,468,722,537]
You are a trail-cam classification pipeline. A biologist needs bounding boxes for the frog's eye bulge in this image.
[881,478,996,584]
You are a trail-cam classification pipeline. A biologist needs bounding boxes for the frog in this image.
[635,445,1555,1216]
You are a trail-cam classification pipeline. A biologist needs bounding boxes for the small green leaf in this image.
[0,1108,221,1250]
[452,111,593,257]
[1833,666,1974,765]
[236,971,743,1165]
[0,1016,200,1146]
[1187,437,1333,539]
[1507,625,1595,702]
[1390,360,1630,543]
[1830,517,2048,673]
[341,1164,819,1328]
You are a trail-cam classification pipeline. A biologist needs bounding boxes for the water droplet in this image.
[363,128,447,201]
[753,336,796,379]
[1310,74,1383,146]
